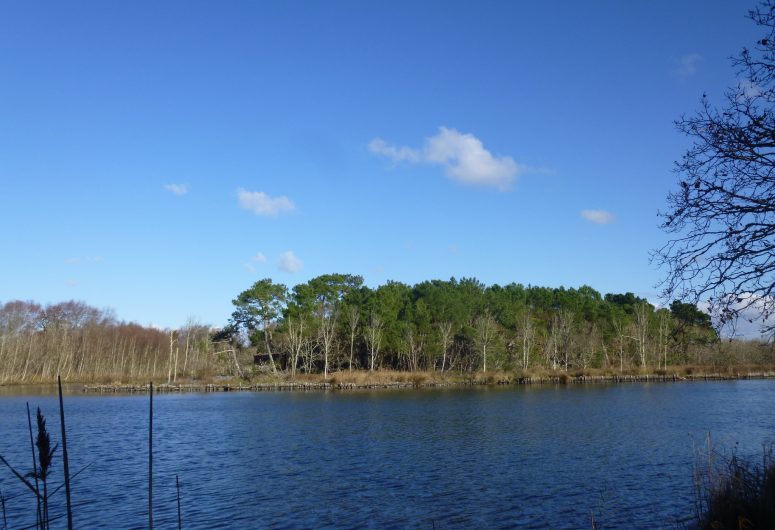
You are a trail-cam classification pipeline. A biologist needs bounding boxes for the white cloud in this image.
[370,127,520,191]
[580,209,616,225]
[66,279,79,287]
[164,183,189,196]
[368,138,421,163]
[675,53,702,77]
[237,189,296,217]
[704,293,775,339]
[278,250,303,273]
[243,252,268,273]
[425,127,519,190]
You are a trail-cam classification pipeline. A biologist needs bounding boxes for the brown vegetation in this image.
[694,439,775,529]
[0,301,226,384]
[1,298,774,387]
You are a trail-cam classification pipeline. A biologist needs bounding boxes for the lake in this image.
[0,381,774,529]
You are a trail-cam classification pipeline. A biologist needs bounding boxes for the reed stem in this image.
[26,403,42,530]
[176,475,182,530]
[57,376,73,530]
[148,381,153,530]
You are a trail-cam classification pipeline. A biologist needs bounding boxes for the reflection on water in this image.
[0,383,84,396]
[0,382,773,529]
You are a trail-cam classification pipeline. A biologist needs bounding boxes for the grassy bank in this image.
[70,365,775,393]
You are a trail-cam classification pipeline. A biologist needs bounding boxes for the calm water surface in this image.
[0,381,774,529]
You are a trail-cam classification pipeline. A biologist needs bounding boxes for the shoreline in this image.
[78,371,775,394]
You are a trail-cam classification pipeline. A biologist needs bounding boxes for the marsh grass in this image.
[694,437,775,529]
[149,381,154,530]
[26,403,42,528]
[325,370,445,386]
[32,407,56,529]
[57,376,73,529]
[165,365,775,394]
[0,379,176,530]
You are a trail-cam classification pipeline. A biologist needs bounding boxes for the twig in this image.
[0,454,40,497]
[50,460,96,497]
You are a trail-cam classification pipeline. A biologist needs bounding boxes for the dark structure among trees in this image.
[656,1,775,336]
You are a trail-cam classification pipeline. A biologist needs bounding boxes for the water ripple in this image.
[0,382,774,528]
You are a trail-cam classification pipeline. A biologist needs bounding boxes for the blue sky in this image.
[0,1,760,329]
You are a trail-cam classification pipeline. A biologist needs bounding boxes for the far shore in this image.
[84,370,775,393]
[2,366,774,395]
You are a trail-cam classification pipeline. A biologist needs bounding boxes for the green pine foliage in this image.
[225,276,768,374]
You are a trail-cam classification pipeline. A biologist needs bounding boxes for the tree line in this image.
[221,274,775,376]
[0,300,228,383]
[2,276,772,383]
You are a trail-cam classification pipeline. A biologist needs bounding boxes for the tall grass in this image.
[0,379,185,529]
[694,438,775,529]
[57,376,73,529]
[149,381,154,530]
[34,407,56,529]
[26,403,42,528]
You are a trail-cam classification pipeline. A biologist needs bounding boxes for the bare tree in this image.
[345,305,360,372]
[611,314,628,373]
[657,309,671,369]
[403,327,425,372]
[285,315,306,377]
[655,2,775,334]
[364,314,383,372]
[318,308,337,379]
[554,309,574,371]
[634,303,650,368]
[517,308,535,370]
[474,311,497,372]
[437,321,453,372]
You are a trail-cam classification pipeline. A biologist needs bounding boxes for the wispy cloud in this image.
[370,127,520,191]
[64,256,103,265]
[580,209,615,225]
[368,138,421,163]
[675,53,702,78]
[65,279,79,287]
[237,189,296,217]
[243,252,268,273]
[278,250,303,273]
[164,183,189,196]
